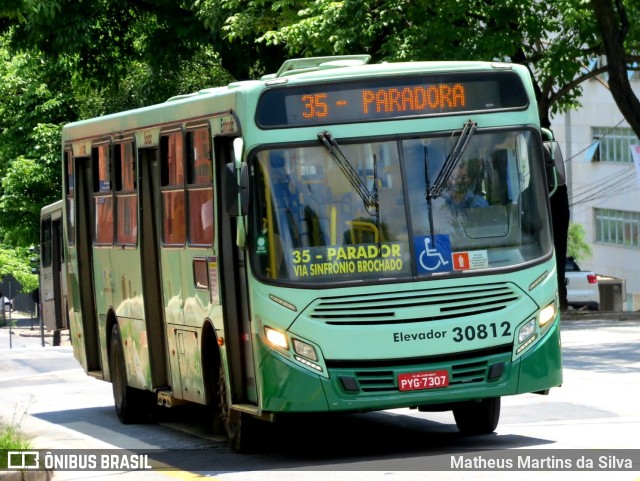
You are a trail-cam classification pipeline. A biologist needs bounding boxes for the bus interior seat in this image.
[269,153,301,246]
[488,149,510,205]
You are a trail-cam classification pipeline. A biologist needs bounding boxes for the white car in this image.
[2,296,11,311]
[565,257,600,311]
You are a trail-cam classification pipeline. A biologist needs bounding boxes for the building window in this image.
[592,55,640,81]
[595,208,640,247]
[592,127,639,163]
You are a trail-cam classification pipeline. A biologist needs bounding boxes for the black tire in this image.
[453,397,501,435]
[218,365,259,452]
[109,324,153,424]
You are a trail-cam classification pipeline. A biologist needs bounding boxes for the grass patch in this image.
[0,418,32,469]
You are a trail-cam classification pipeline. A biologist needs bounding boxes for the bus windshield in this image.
[251,129,552,283]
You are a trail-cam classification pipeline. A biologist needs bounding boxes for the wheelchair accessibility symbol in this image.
[414,235,453,273]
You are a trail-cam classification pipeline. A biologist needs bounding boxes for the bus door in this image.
[137,146,169,391]
[215,133,258,408]
[50,209,67,344]
[174,126,217,403]
[71,152,101,373]
[156,127,215,403]
[39,201,66,334]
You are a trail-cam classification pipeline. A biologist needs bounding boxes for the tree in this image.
[0,246,38,293]
[5,1,640,125]
[0,31,231,284]
[0,40,74,245]
[3,0,283,83]
[567,222,593,261]
[591,0,640,139]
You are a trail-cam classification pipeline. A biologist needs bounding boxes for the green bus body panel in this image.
[67,291,88,368]
[250,259,558,361]
[254,258,561,413]
[256,341,329,412]
[92,248,153,390]
[258,320,561,413]
[516,317,563,393]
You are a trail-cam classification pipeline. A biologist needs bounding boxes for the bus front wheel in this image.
[453,397,500,435]
[109,324,153,424]
[218,366,258,452]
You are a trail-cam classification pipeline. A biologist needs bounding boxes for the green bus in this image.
[61,55,562,451]
[39,200,68,346]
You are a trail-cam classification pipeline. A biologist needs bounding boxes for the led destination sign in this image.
[256,71,528,128]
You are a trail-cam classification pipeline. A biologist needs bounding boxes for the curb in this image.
[560,310,640,321]
[0,470,54,481]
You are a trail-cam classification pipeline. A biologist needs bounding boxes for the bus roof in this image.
[61,57,529,142]
[40,199,63,217]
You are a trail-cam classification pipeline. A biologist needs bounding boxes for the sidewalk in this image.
[0,311,70,348]
[561,308,640,321]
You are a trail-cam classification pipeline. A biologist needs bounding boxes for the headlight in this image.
[518,319,535,343]
[539,302,556,327]
[264,326,288,349]
[293,338,318,361]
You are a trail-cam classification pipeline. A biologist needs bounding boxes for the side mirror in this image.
[233,137,244,168]
[541,128,565,196]
[224,162,249,217]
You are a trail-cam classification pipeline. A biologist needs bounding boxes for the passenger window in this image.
[161,132,186,245]
[93,143,114,245]
[187,128,214,246]
[115,141,137,245]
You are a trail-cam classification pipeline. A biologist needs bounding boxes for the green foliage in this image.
[0,424,31,465]
[0,39,74,246]
[0,409,32,468]
[74,47,234,119]
[214,0,634,125]
[0,246,38,293]
[567,222,592,262]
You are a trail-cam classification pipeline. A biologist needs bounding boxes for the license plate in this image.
[398,370,449,392]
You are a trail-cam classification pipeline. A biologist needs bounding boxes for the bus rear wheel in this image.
[109,324,153,424]
[217,366,258,452]
[453,397,500,435]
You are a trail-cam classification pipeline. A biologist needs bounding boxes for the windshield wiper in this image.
[318,130,379,216]
[428,119,477,199]
[423,146,436,241]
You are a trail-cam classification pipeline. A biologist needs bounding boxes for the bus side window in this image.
[93,143,114,245]
[42,217,52,268]
[187,128,214,246]
[115,141,137,245]
[64,150,76,246]
[160,132,186,245]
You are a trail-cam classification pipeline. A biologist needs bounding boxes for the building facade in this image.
[550,75,640,310]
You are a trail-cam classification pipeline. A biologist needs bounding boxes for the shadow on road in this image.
[35,406,553,472]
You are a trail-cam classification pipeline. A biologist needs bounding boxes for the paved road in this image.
[1,313,639,481]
